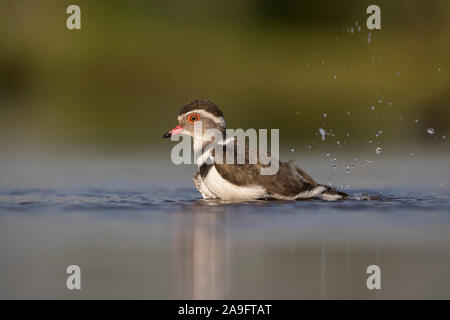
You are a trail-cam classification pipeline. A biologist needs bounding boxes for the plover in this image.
[163,100,349,201]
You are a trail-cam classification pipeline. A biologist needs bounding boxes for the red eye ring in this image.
[187,113,200,124]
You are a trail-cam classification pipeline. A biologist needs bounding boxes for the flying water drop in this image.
[319,128,326,141]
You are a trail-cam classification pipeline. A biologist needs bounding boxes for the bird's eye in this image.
[187,113,200,124]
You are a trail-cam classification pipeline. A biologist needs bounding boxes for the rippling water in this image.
[1,186,448,213]
[0,150,449,299]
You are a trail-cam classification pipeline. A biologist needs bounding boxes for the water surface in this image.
[0,150,449,299]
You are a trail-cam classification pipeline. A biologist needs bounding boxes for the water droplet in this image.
[346,164,355,174]
[427,128,435,135]
[333,74,337,80]
[443,136,447,140]
[396,71,400,76]
[438,67,442,72]
[326,153,330,157]
[319,128,326,141]
[291,149,295,152]
[371,106,375,110]
[375,147,382,155]
[323,113,327,118]
[347,111,351,116]
[378,99,383,104]
[321,60,325,65]
[388,102,392,106]
[415,119,419,123]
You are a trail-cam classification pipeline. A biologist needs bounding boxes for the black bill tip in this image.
[162,132,171,138]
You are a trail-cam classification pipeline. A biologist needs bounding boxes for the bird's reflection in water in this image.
[171,200,231,299]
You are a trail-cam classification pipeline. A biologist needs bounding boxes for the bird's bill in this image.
[162,125,184,138]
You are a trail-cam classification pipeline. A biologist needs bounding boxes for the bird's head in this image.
[162,100,226,140]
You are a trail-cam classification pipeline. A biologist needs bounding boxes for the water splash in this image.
[375,147,382,155]
[319,128,326,141]
[427,128,435,135]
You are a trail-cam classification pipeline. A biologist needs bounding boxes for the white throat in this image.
[195,136,235,168]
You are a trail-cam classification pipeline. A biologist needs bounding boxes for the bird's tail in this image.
[318,185,350,201]
[292,164,350,201]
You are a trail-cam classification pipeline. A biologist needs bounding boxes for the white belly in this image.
[202,166,267,200]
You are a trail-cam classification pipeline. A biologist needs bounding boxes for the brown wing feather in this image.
[212,140,316,197]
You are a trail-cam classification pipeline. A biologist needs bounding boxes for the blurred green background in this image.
[0,0,449,151]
